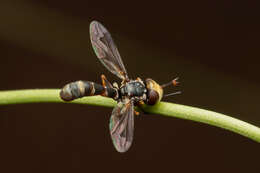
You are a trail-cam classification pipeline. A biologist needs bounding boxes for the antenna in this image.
[161,77,179,88]
[164,91,182,97]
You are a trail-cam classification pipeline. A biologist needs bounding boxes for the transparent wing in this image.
[90,21,128,80]
[109,99,134,153]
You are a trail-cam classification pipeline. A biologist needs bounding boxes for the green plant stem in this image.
[1,89,260,143]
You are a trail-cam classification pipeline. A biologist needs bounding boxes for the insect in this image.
[60,21,180,153]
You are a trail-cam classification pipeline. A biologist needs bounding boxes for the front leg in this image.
[134,100,148,115]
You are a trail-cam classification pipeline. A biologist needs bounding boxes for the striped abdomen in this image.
[60,80,117,101]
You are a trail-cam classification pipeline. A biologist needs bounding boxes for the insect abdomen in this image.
[60,80,118,101]
[60,80,105,101]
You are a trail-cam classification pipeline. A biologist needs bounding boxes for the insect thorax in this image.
[119,80,147,101]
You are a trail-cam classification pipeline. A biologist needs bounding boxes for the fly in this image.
[60,21,180,153]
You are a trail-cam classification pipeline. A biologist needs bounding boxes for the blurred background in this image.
[0,0,260,172]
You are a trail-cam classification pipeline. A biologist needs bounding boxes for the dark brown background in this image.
[0,0,260,172]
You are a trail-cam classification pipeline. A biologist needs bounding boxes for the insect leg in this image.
[101,74,113,88]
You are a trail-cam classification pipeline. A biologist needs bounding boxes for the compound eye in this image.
[146,89,159,105]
